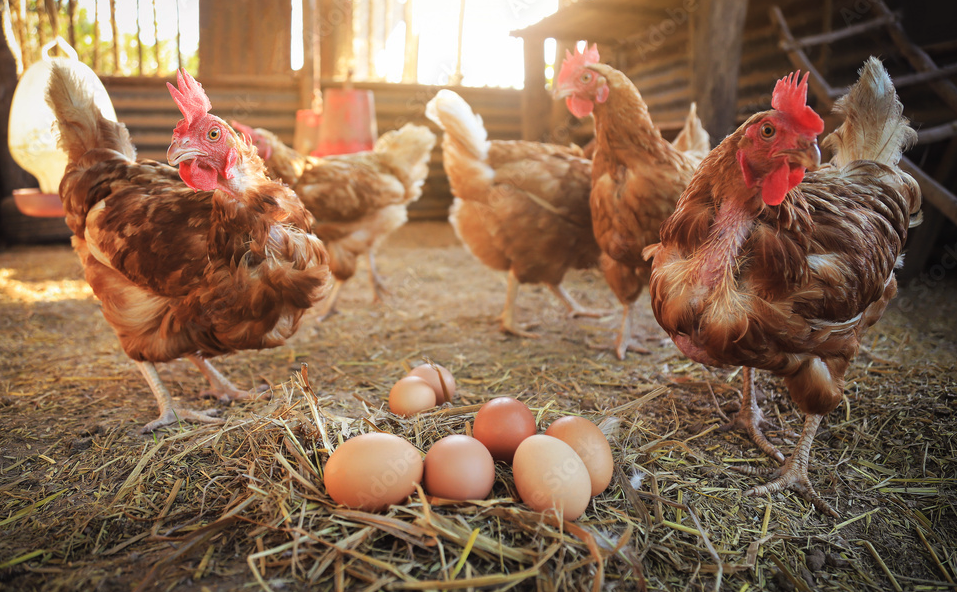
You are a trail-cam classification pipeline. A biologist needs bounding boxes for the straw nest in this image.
[1,221,955,591]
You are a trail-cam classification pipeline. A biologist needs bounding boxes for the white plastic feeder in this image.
[8,37,117,216]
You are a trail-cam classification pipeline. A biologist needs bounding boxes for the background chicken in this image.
[48,66,331,432]
[232,121,435,318]
[554,44,710,359]
[425,89,602,337]
[645,59,921,516]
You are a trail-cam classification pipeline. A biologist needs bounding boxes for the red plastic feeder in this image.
[293,108,323,156]
[312,88,377,157]
[13,188,65,217]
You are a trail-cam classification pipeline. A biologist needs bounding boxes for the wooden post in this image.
[67,0,76,49]
[300,0,315,109]
[199,0,292,79]
[401,0,417,83]
[92,0,99,70]
[109,0,119,72]
[521,34,550,142]
[690,0,749,140]
[175,0,182,70]
[136,0,143,75]
[152,0,159,73]
[318,0,353,81]
[450,0,465,85]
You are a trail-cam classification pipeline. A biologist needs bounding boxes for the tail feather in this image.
[822,57,916,168]
[671,102,710,167]
[45,62,135,164]
[374,123,437,187]
[425,90,495,199]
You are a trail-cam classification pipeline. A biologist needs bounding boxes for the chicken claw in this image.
[497,270,541,338]
[613,305,650,359]
[740,414,838,518]
[137,361,224,433]
[720,368,786,464]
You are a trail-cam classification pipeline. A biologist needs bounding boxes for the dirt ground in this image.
[1,220,955,591]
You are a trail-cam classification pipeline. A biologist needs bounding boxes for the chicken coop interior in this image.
[1,0,956,590]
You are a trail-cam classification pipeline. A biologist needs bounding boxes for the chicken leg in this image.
[498,270,539,338]
[138,361,223,433]
[367,251,389,303]
[187,355,268,402]
[720,367,786,464]
[316,279,344,321]
[547,284,609,319]
[613,304,651,360]
[743,413,838,518]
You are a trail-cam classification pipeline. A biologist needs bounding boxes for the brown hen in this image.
[425,89,602,337]
[232,122,436,318]
[554,44,709,359]
[645,58,921,516]
[48,66,331,432]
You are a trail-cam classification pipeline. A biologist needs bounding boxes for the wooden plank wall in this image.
[609,0,954,139]
[100,76,522,221]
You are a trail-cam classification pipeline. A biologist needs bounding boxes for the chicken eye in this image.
[760,122,775,139]
[207,127,221,141]
[580,72,592,83]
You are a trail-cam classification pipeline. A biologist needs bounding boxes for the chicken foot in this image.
[613,304,650,359]
[547,284,610,319]
[739,413,838,518]
[720,367,787,464]
[367,251,389,303]
[315,279,344,321]
[137,361,223,433]
[498,270,540,338]
[187,355,269,402]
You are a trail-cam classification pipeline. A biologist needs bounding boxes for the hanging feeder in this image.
[293,90,323,156]
[312,73,377,157]
[8,37,117,217]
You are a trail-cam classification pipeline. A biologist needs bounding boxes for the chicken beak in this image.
[167,140,206,166]
[551,84,572,100]
[785,139,821,172]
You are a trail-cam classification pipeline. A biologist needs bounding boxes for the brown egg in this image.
[512,434,591,520]
[423,435,495,500]
[389,376,437,416]
[472,397,537,463]
[323,432,423,512]
[408,362,456,403]
[545,416,614,496]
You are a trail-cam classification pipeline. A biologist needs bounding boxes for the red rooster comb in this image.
[771,71,824,135]
[557,43,600,87]
[167,69,211,127]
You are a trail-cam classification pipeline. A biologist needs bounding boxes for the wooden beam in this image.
[690,0,749,140]
[521,35,550,142]
[901,155,957,226]
[781,14,895,51]
[770,6,836,111]
[873,0,957,115]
